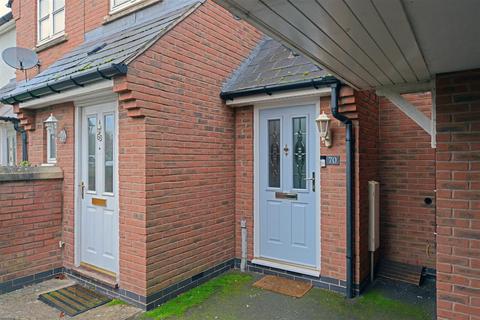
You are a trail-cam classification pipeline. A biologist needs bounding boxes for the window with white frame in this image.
[44,114,58,164]
[38,0,65,44]
[6,129,16,166]
[0,124,16,166]
[46,125,57,163]
[110,0,144,13]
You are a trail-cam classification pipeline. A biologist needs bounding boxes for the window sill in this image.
[103,0,162,25]
[41,163,56,167]
[35,34,68,53]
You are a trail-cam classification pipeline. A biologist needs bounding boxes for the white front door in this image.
[80,103,118,273]
[258,104,319,269]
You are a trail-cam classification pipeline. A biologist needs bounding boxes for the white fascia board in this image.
[19,80,115,109]
[0,19,15,36]
[377,87,432,136]
[225,87,331,107]
[430,79,437,148]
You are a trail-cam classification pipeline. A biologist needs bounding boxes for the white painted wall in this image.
[0,18,15,88]
[0,7,16,166]
[0,1,9,16]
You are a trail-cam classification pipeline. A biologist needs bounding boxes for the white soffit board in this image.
[215,0,480,90]
[402,0,480,75]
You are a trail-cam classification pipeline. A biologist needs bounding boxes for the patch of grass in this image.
[143,273,252,320]
[356,290,430,320]
[312,288,430,320]
[106,299,128,307]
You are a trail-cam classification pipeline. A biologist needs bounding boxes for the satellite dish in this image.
[2,47,39,70]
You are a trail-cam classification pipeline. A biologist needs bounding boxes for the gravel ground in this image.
[0,278,142,320]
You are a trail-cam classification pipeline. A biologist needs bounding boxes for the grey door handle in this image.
[304,172,315,192]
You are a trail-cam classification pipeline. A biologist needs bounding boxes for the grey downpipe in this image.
[330,82,354,299]
[240,219,247,272]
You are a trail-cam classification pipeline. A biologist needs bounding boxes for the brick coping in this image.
[0,268,64,295]
[0,166,63,182]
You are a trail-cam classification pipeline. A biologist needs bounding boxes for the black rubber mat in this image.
[377,260,424,286]
[38,284,111,316]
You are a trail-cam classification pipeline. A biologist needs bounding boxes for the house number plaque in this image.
[320,155,341,166]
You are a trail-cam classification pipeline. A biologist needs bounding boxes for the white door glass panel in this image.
[87,116,96,192]
[104,114,114,194]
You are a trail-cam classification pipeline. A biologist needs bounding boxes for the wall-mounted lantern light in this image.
[44,114,58,164]
[58,128,67,143]
[316,111,332,148]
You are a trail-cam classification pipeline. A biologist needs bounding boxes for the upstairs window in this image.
[111,0,144,13]
[38,0,65,44]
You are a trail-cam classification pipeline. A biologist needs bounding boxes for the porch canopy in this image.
[213,0,480,93]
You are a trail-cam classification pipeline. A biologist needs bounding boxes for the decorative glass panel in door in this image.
[292,117,307,189]
[268,119,281,188]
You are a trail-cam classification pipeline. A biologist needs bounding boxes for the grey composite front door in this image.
[258,104,318,269]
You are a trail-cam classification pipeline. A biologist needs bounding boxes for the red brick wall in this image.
[436,70,480,320]
[124,1,262,295]
[19,104,76,270]
[0,178,63,283]
[117,97,148,296]
[319,93,349,282]
[356,90,380,284]
[234,106,254,259]
[10,0,261,297]
[378,93,436,269]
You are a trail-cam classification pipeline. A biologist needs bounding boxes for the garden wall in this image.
[0,167,64,294]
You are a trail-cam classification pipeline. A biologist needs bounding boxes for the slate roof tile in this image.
[222,37,328,95]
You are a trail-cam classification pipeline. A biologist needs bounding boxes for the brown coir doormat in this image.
[38,284,111,316]
[253,275,312,298]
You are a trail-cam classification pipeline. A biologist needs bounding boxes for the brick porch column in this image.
[435,69,480,320]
